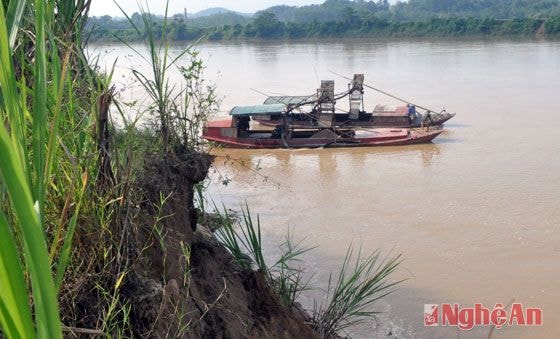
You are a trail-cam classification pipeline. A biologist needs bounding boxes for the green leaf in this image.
[0,1,63,338]
[0,214,35,339]
[6,0,28,48]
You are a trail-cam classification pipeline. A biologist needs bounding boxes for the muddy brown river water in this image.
[94,37,560,338]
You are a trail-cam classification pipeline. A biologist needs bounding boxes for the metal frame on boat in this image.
[253,74,456,129]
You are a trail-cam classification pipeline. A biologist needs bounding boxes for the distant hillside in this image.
[391,0,560,20]
[264,0,390,23]
[188,12,251,28]
[190,7,253,19]
[260,0,560,23]
[190,7,233,18]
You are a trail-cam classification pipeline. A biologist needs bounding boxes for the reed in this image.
[115,1,218,152]
[213,203,403,330]
[0,1,61,337]
[214,204,313,308]
[0,0,108,336]
[312,246,405,336]
[270,229,314,308]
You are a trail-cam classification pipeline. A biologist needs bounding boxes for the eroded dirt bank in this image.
[62,149,319,338]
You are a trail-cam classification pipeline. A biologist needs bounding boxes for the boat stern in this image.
[203,119,238,143]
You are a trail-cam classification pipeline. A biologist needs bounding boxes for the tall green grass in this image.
[0,0,102,337]
[0,0,62,337]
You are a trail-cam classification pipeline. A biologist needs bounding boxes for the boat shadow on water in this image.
[211,141,445,176]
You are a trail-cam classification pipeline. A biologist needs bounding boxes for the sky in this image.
[89,0,326,16]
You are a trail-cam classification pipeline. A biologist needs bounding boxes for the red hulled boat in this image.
[203,105,443,149]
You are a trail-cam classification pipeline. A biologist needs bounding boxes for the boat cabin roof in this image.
[230,104,286,116]
[263,95,317,105]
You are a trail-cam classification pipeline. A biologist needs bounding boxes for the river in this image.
[92,37,560,338]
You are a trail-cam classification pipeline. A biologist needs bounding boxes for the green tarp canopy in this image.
[229,104,286,116]
[263,95,317,105]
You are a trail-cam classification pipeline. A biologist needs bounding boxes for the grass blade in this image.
[0,214,35,339]
[0,0,27,177]
[313,245,404,336]
[55,172,88,290]
[0,1,62,338]
[44,46,72,193]
[6,0,28,48]
[33,0,48,224]
[0,106,62,339]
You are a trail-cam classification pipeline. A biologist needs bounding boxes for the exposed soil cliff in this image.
[121,150,318,338]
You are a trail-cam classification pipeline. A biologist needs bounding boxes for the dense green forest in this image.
[86,0,560,41]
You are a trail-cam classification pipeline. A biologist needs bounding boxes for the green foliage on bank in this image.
[87,13,559,42]
[0,0,104,337]
[86,0,560,42]
[545,14,560,32]
[389,0,560,21]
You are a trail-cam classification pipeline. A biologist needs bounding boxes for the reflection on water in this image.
[212,143,443,187]
[94,38,560,339]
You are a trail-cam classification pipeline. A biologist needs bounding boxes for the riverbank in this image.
[88,16,560,43]
[111,150,320,337]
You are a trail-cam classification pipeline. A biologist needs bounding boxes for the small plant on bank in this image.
[270,229,315,308]
[214,204,314,308]
[116,1,219,152]
[213,203,404,333]
[312,246,405,337]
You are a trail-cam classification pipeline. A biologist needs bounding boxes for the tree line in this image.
[86,0,560,42]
